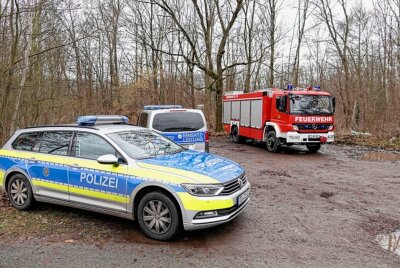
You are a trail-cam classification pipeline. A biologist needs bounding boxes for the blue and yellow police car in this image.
[0,115,250,240]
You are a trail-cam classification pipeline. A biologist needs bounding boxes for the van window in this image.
[12,132,41,151]
[152,112,204,132]
[39,131,73,156]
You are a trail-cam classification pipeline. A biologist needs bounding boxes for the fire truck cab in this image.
[223,87,335,153]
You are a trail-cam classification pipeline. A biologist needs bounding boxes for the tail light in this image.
[205,131,209,143]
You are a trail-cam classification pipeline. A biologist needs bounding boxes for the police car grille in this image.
[220,174,247,195]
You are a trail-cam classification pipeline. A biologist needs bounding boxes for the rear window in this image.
[152,112,205,132]
[12,132,41,151]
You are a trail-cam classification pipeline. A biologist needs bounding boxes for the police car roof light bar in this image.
[77,115,129,126]
[144,105,183,110]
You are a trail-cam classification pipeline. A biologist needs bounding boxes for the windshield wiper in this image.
[300,109,313,115]
[318,111,333,115]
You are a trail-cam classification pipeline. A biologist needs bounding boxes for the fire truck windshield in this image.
[289,95,334,115]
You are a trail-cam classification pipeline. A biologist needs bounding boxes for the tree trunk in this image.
[9,2,34,135]
[268,0,276,87]
[0,0,18,136]
[214,74,224,132]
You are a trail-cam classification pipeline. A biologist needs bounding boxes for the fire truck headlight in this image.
[292,125,299,131]
[328,125,334,131]
[182,184,224,196]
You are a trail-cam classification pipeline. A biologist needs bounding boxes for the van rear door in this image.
[151,111,208,152]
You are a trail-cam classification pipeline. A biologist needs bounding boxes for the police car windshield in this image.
[108,130,185,159]
[290,95,334,115]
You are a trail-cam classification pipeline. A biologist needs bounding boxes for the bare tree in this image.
[152,0,245,131]
[291,0,309,86]
[316,0,352,129]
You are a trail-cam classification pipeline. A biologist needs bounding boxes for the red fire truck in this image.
[222,87,335,153]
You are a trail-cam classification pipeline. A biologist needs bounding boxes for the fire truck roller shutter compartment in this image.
[232,101,240,120]
[223,102,231,124]
[250,100,262,128]
[240,101,250,126]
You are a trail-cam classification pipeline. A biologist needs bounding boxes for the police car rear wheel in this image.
[7,174,34,210]
[138,192,180,240]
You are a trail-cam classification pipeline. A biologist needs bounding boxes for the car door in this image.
[26,131,73,201]
[68,132,128,212]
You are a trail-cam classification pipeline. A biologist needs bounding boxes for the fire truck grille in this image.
[220,173,247,195]
[295,124,331,130]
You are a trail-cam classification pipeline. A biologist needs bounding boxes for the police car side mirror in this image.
[97,154,119,166]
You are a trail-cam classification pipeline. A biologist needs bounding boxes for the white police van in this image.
[138,105,209,152]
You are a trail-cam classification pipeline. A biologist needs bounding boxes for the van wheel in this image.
[306,144,321,153]
[231,126,244,143]
[266,131,279,153]
[7,174,34,211]
[137,191,180,241]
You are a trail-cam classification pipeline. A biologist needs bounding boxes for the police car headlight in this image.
[181,184,224,196]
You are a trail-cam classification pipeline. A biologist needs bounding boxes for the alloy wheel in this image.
[143,200,172,235]
[10,179,28,206]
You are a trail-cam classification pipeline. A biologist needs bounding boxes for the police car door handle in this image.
[70,163,81,170]
[27,157,37,163]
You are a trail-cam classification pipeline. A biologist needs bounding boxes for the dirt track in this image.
[1,136,400,267]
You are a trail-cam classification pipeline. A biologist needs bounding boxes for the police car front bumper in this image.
[183,183,250,231]
[285,131,335,144]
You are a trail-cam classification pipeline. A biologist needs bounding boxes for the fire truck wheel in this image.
[306,144,321,153]
[231,126,243,143]
[266,131,279,153]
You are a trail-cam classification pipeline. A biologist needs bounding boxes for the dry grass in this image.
[335,133,400,150]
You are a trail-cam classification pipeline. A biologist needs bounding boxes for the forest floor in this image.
[1,136,400,267]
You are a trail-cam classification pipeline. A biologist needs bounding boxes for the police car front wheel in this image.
[137,191,180,240]
[7,174,34,210]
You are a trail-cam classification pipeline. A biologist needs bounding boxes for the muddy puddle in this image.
[376,229,400,256]
[359,151,400,161]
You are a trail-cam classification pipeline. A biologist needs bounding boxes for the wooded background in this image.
[1,0,399,144]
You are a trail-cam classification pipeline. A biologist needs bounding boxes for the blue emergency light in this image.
[287,84,294,90]
[314,85,321,91]
[144,105,183,110]
[77,115,129,126]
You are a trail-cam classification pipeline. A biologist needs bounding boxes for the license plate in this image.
[309,135,320,139]
[238,189,250,206]
[181,144,193,149]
